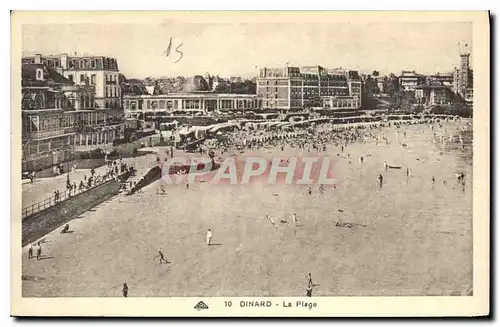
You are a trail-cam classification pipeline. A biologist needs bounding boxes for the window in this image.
[80,74,85,83]
[91,74,96,85]
[91,60,96,68]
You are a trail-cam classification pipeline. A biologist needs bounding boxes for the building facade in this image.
[123,93,261,118]
[21,63,123,172]
[256,65,362,111]
[425,73,454,87]
[452,51,473,104]
[399,70,426,92]
[376,76,387,94]
[414,85,454,106]
[22,53,121,109]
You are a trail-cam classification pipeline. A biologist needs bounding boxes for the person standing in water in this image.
[378,174,384,188]
[432,176,436,189]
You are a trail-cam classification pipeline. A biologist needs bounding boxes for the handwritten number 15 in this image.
[163,37,184,63]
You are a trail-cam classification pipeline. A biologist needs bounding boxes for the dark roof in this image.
[22,63,73,86]
[47,68,73,85]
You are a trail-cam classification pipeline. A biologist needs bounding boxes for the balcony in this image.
[23,129,73,140]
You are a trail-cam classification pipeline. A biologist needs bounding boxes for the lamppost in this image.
[65,140,72,185]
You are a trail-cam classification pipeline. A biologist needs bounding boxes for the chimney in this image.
[34,54,42,64]
[60,53,68,70]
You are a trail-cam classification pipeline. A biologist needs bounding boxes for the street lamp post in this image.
[66,141,72,185]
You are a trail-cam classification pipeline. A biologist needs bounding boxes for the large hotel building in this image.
[21,54,124,172]
[256,65,362,111]
[22,53,121,109]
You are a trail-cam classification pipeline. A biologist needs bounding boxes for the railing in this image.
[21,169,134,219]
[22,189,71,219]
[24,129,67,139]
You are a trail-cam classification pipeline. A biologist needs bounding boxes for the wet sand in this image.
[22,121,472,297]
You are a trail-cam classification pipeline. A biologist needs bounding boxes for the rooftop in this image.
[22,63,73,87]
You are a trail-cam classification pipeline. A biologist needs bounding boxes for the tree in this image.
[372,70,380,77]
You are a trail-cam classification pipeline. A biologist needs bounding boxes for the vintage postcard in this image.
[11,11,490,317]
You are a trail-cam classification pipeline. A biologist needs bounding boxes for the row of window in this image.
[105,86,120,98]
[67,58,117,70]
[67,73,96,85]
[105,74,118,83]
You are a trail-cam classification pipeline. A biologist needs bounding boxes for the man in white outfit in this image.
[206,229,212,246]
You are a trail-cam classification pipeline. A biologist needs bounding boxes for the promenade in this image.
[21,152,159,215]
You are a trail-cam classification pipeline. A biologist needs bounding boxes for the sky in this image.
[21,17,473,79]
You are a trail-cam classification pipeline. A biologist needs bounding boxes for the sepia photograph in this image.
[10,10,490,317]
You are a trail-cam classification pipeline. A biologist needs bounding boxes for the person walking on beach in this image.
[432,176,435,189]
[122,283,129,297]
[206,229,212,246]
[155,250,168,264]
[28,243,33,259]
[378,174,384,188]
[306,273,313,288]
[60,224,69,234]
[308,187,312,195]
[293,213,298,226]
[35,242,42,260]
[360,156,364,164]
[306,284,313,297]
[384,161,388,171]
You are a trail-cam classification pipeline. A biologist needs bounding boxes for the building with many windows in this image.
[22,53,121,109]
[256,65,362,111]
[452,46,473,105]
[425,73,454,87]
[123,75,261,118]
[414,85,454,106]
[399,70,426,92]
[21,63,123,173]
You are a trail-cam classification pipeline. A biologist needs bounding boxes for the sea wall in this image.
[129,166,162,195]
[22,176,126,246]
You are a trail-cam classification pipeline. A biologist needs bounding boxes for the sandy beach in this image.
[22,120,473,297]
